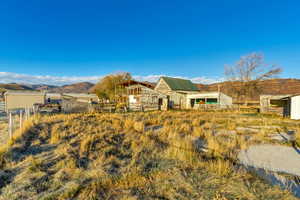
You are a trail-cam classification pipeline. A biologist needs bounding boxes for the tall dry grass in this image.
[0,111,298,200]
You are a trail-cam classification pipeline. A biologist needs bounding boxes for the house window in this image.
[206,98,218,104]
[196,98,205,104]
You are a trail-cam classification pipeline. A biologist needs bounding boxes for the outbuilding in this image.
[4,90,46,112]
[186,92,232,109]
[260,94,292,114]
[62,93,99,103]
[61,93,99,113]
[281,95,300,120]
[121,80,168,111]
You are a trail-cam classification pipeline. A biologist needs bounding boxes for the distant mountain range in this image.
[1,79,300,101]
[0,82,95,93]
[48,82,95,93]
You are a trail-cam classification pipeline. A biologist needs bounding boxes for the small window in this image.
[206,98,218,104]
[270,100,284,107]
[196,98,205,104]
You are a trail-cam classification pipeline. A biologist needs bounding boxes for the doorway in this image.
[190,99,195,108]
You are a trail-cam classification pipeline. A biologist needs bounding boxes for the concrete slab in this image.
[215,129,237,136]
[239,144,300,176]
[236,127,259,133]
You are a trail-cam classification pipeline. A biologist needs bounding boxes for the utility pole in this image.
[218,84,221,108]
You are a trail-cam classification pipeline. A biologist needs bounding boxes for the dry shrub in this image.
[164,134,199,166]
[206,137,225,157]
[50,123,64,144]
[179,123,192,134]
[226,120,237,130]
[77,176,113,200]
[133,121,144,132]
[58,182,81,200]
[80,135,96,156]
[213,192,230,200]
[206,159,232,177]
[28,156,44,173]
[112,119,122,130]
[192,119,206,127]
[192,126,206,138]
[124,119,135,130]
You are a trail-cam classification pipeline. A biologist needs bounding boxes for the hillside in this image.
[0,82,95,93]
[0,83,33,91]
[0,111,298,200]
[197,78,300,101]
[29,84,58,91]
[48,82,94,93]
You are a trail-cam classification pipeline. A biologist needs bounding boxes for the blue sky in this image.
[0,0,300,85]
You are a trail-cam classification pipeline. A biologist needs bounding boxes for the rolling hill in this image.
[197,78,300,102]
[0,83,33,91]
[48,82,95,93]
[0,82,95,94]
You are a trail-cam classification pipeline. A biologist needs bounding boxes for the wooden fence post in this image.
[8,112,13,139]
[20,110,23,130]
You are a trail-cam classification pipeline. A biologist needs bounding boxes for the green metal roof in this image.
[161,77,199,91]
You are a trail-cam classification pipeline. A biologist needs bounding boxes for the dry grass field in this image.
[0,118,8,146]
[0,111,299,200]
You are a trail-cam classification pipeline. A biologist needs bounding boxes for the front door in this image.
[190,99,195,108]
[158,98,163,110]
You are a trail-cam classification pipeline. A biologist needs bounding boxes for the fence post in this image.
[25,108,30,120]
[20,110,23,130]
[9,112,13,139]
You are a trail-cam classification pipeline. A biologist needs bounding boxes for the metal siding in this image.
[5,94,45,111]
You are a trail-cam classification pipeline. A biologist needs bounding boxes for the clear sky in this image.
[0,0,300,85]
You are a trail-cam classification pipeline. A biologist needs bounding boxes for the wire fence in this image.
[0,101,5,112]
[0,109,33,145]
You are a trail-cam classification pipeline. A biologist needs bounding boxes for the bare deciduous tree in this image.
[225,53,282,104]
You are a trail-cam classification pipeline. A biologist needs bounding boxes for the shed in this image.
[260,94,292,114]
[281,95,300,120]
[186,92,232,109]
[121,80,167,111]
[4,91,46,112]
[62,93,99,103]
[61,93,99,112]
[46,93,62,103]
